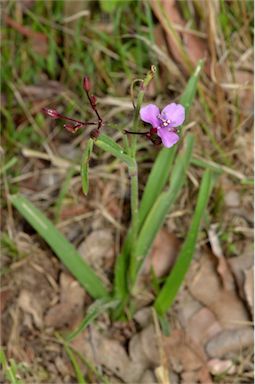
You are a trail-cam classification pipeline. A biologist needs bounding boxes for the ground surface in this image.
[1,1,254,383]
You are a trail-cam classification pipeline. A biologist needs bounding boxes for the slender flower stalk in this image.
[42,108,97,126]
[129,66,157,157]
[83,76,103,131]
[42,107,98,133]
[43,76,103,137]
[128,66,156,288]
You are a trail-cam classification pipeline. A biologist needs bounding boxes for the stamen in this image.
[157,114,171,127]
[157,114,164,122]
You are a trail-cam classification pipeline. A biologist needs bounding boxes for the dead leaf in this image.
[18,289,43,329]
[45,273,85,329]
[142,229,180,278]
[229,251,253,301]
[71,326,145,383]
[205,327,253,358]
[4,15,48,55]
[0,288,11,314]
[175,289,202,328]
[19,81,64,100]
[164,329,211,382]
[188,253,249,329]
[186,307,223,346]
[17,0,35,11]
[208,224,235,291]
[150,0,210,75]
[181,369,212,384]
[244,267,254,317]
[207,358,236,375]
[55,355,72,377]
[224,190,240,208]
[7,307,29,362]
[129,332,148,366]
[140,369,156,383]
[133,307,152,328]
[235,70,254,113]
[78,229,114,285]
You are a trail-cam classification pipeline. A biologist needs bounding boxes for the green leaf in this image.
[0,156,18,175]
[113,229,132,300]
[10,194,109,299]
[61,341,87,384]
[99,0,121,13]
[66,298,119,341]
[0,349,23,384]
[95,134,135,168]
[138,147,176,228]
[154,169,214,316]
[179,59,204,116]
[81,138,94,196]
[130,135,194,284]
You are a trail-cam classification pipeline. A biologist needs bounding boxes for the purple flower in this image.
[140,103,185,148]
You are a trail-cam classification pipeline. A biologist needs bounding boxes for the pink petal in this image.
[157,129,180,148]
[140,104,160,127]
[161,103,185,127]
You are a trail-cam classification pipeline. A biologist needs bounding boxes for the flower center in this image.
[157,114,171,127]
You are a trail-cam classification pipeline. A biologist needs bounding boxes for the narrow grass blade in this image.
[113,230,131,299]
[130,135,194,284]
[66,298,119,341]
[81,138,94,196]
[138,60,204,228]
[191,155,249,182]
[62,341,87,384]
[138,147,176,228]
[180,59,204,116]
[95,134,135,167]
[0,157,18,175]
[154,169,214,316]
[0,350,23,384]
[10,194,109,299]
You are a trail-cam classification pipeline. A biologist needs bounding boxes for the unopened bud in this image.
[83,76,91,92]
[90,128,100,139]
[150,127,157,135]
[42,108,59,119]
[64,123,79,133]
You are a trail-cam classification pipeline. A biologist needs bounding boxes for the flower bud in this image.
[83,76,91,92]
[90,128,100,139]
[42,108,59,119]
[150,127,157,135]
[64,123,77,133]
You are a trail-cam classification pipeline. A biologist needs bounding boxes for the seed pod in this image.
[83,76,91,92]
[90,128,100,139]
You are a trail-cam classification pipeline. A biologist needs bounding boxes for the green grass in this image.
[10,194,109,299]
[0,349,24,384]
[154,169,215,315]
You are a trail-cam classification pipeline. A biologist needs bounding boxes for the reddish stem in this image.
[124,129,149,135]
[56,113,97,126]
[84,86,103,130]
